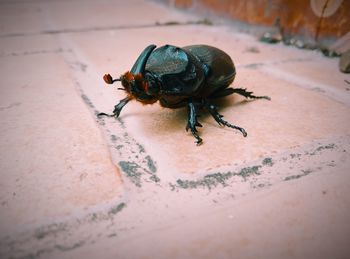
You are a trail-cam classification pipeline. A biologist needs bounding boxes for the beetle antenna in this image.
[103,74,121,84]
[117,87,126,91]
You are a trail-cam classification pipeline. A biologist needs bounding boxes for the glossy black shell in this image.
[145,44,236,108]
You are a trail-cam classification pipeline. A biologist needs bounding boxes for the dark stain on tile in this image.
[108,233,117,238]
[110,134,118,142]
[137,143,145,153]
[175,171,232,190]
[145,155,157,173]
[310,143,336,155]
[0,48,71,57]
[284,169,312,181]
[81,94,95,109]
[149,174,161,183]
[108,202,126,215]
[55,240,85,252]
[238,165,261,180]
[174,165,262,190]
[244,63,264,69]
[115,144,124,150]
[290,153,302,159]
[0,102,21,111]
[262,157,274,166]
[35,222,68,240]
[118,161,142,187]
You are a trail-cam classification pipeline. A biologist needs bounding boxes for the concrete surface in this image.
[0,0,350,259]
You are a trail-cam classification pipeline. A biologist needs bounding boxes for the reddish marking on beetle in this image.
[121,72,149,93]
[134,73,143,81]
[143,81,149,93]
[124,71,134,82]
[134,73,151,94]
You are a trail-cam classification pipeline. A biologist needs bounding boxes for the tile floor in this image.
[0,1,349,258]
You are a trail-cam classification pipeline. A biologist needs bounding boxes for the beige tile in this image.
[65,21,350,173]
[69,25,318,74]
[261,59,350,106]
[47,159,350,259]
[0,53,124,235]
[0,2,47,35]
[43,0,194,31]
[1,0,350,258]
[119,68,350,174]
[0,34,64,57]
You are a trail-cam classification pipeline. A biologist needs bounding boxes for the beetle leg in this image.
[97,97,130,118]
[233,88,271,100]
[205,102,247,137]
[186,101,203,145]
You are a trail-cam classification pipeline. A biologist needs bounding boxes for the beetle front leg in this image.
[186,100,203,145]
[205,102,247,137]
[97,97,131,118]
[233,88,271,100]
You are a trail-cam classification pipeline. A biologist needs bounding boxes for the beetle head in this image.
[103,45,159,104]
[120,71,158,104]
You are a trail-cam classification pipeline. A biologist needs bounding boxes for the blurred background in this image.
[162,0,350,71]
[163,0,350,50]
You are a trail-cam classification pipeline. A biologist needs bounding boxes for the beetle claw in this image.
[190,128,203,145]
[205,102,248,137]
[261,96,271,100]
[97,112,115,118]
[233,88,271,101]
[186,123,202,144]
[187,101,204,145]
[97,97,131,120]
[195,137,203,145]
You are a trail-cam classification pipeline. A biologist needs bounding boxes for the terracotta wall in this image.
[166,0,350,43]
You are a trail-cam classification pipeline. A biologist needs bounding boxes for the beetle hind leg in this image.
[233,88,271,100]
[186,100,203,145]
[205,102,247,137]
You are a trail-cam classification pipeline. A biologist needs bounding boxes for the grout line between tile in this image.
[260,65,350,107]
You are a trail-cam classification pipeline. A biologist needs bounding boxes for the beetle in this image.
[98,44,270,145]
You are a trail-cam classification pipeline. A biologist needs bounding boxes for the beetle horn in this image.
[130,44,156,75]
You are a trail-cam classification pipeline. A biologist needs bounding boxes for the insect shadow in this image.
[133,94,255,136]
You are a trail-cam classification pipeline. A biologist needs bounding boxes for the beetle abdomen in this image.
[183,45,236,96]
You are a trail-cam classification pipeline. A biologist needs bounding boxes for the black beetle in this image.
[98,44,270,145]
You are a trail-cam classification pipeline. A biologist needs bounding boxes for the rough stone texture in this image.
[0,1,350,259]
